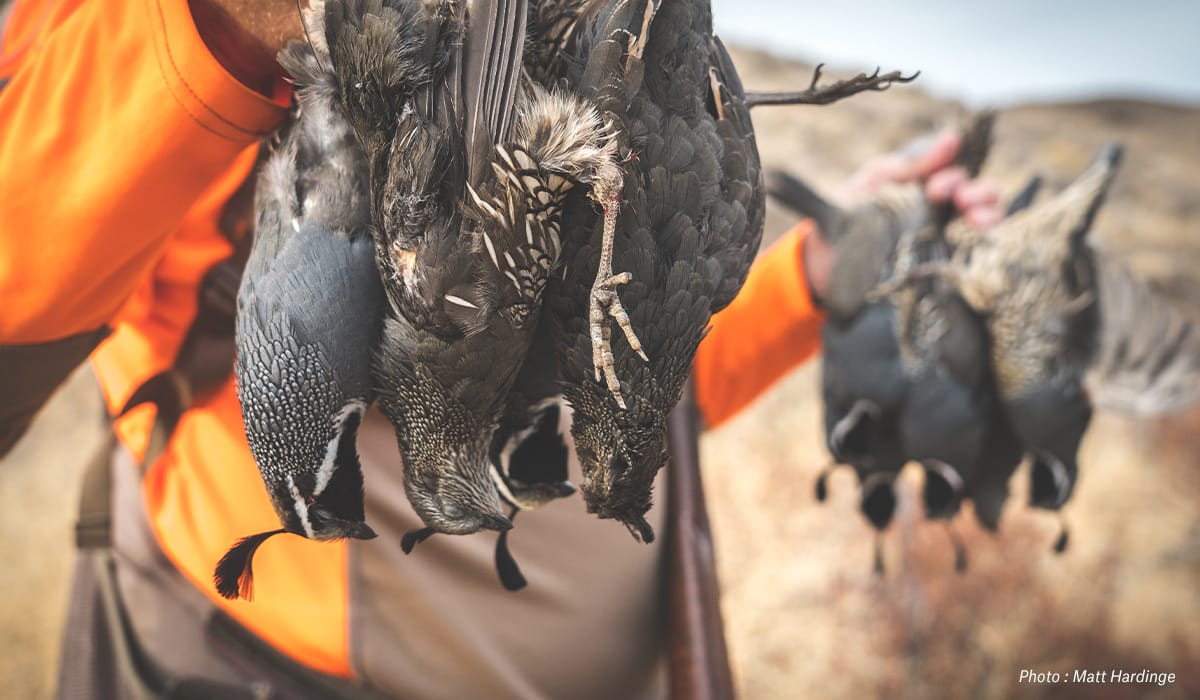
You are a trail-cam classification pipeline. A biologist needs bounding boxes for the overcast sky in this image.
[711,0,1200,106]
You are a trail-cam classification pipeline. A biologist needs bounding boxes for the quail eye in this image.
[442,503,463,519]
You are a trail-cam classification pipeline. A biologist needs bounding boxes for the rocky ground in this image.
[1,46,1197,699]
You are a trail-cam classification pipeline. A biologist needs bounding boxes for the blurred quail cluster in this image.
[770,115,1200,574]
[218,0,915,597]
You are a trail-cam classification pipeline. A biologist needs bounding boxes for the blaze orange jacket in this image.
[0,0,822,678]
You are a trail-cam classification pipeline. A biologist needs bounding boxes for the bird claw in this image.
[590,272,647,409]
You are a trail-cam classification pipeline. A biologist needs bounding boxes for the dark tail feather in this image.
[955,111,996,180]
[930,112,995,231]
[872,533,886,577]
[213,529,287,601]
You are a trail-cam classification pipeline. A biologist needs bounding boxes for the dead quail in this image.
[919,144,1200,557]
[536,0,766,543]
[218,36,382,601]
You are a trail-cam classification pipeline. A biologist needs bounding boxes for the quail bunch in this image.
[773,120,1200,574]
[223,0,922,597]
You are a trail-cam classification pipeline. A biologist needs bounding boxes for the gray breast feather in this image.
[240,221,384,403]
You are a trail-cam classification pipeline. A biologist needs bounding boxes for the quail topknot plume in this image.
[219,34,382,601]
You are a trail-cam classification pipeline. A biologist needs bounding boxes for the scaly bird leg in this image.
[589,162,648,409]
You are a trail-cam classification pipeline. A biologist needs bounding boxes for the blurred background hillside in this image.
[2,2,1199,698]
[706,40,1200,700]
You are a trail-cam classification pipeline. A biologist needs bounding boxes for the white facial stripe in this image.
[287,474,316,539]
[490,464,520,509]
[313,401,366,497]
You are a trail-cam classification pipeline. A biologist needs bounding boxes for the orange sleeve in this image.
[0,0,287,343]
[693,220,825,428]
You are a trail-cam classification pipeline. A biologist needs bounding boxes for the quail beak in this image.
[622,515,655,544]
[346,522,379,540]
[481,513,515,532]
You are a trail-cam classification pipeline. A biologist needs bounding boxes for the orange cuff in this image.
[693,221,825,428]
[150,0,291,139]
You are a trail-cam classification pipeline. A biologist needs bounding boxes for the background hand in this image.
[803,129,1003,302]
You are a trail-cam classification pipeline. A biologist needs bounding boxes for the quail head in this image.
[489,319,576,512]
[219,37,382,601]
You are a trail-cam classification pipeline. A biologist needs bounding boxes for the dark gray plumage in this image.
[543,0,764,542]
[770,170,917,537]
[221,37,382,600]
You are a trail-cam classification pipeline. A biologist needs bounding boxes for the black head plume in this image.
[814,463,837,503]
[944,523,968,573]
[401,527,437,554]
[861,474,896,531]
[829,399,880,463]
[624,514,655,544]
[873,533,886,577]
[213,529,287,601]
[922,460,965,520]
[1029,451,1076,510]
[1053,515,1071,554]
[494,507,527,591]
